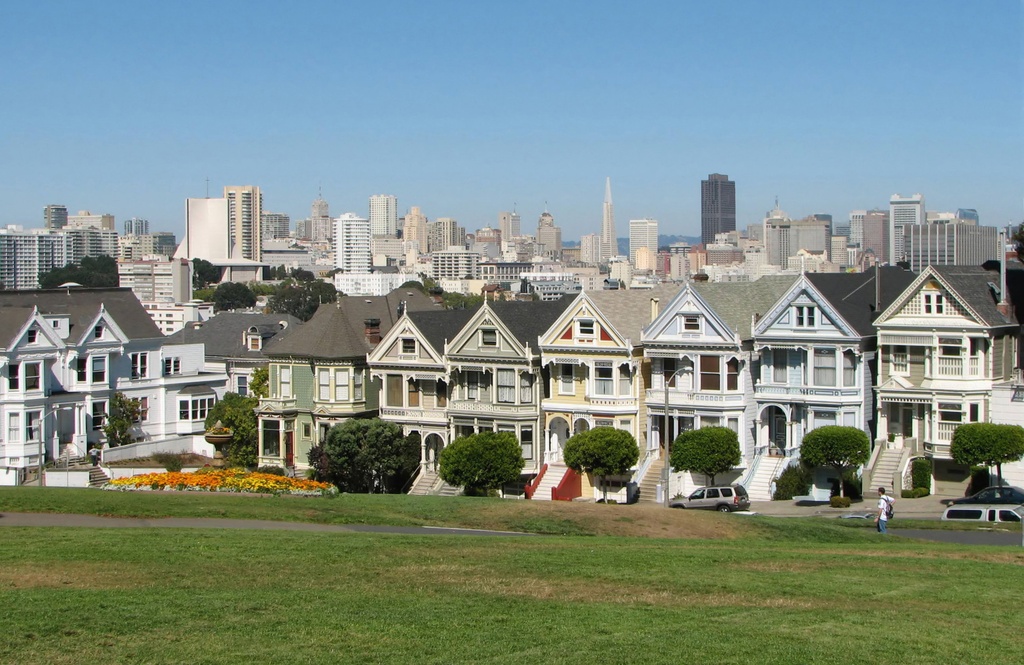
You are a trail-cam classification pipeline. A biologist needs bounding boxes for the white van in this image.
[941,504,1023,524]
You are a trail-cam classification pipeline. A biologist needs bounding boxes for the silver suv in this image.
[670,485,750,512]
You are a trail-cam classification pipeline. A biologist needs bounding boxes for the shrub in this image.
[773,463,812,500]
[911,457,932,490]
[799,426,870,498]
[257,465,286,476]
[901,489,916,499]
[564,427,639,503]
[670,427,741,486]
[951,423,1024,487]
[152,452,184,472]
[912,486,929,498]
[439,431,525,495]
[830,496,851,508]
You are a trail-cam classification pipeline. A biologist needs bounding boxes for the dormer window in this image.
[683,315,700,331]
[481,330,497,347]
[27,329,38,344]
[248,335,261,351]
[794,306,816,327]
[401,338,417,354]
[94,325,104,339]
[577,319,595,337]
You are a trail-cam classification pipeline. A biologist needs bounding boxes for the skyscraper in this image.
[889,193,925,263]
[44,205,68,230]
[261,213,291,240]
[498,211,521,239]
[123,217,150,236]
[701,174,736,247]
[403,206,428,253]
[601,177,616,261]
[629,218,659,267]
[369,194,398,237]
[224,185,263,261]
[536,211,562,259]
[334,213,372,273]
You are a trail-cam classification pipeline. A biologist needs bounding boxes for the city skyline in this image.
[0,1,1020,242]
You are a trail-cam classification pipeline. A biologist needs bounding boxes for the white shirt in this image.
[877,495,891,520]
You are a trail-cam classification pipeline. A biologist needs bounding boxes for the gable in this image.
[75,309,130,347]
[540,295,628,350]
[642,286,737,345]
[447,306,527,359]
[369,319,443,365]
[755,278,856,339]
[876,268,987,328]
[9,312,65,352]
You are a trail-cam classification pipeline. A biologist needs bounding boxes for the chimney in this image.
[364,318,381,346]
[650,297,659,322]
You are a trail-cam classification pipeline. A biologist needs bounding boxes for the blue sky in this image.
[1,0,1021,241]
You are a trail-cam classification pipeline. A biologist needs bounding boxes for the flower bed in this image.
[103,468,337,496]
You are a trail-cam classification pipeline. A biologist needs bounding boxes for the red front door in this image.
[285,432,294,467]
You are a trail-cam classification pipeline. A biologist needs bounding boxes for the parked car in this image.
[946,486,1024,506]
[941,504,1023,524]
[670,485,750,512]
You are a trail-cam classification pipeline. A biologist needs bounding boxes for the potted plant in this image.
[204,421,233,446]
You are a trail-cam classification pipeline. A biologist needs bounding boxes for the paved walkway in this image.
[0,512,536,537]
[747,495,950,520]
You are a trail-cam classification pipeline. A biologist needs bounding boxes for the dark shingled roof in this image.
[264,289,437,359]
[165,312,303,359]
[488,298,575,348]
[927,264,1019,327]
[585,285,681,343]
[806,267,918,336]
[0,287,162,347]
[406,307,479,355]
[692,276,798,339]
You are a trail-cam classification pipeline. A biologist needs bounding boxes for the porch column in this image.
[420,436,427,469]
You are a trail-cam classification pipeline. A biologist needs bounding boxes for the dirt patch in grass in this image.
[105,453,215,468]
[0,562,155,590]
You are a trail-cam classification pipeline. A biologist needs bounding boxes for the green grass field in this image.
[1,488,1022,664]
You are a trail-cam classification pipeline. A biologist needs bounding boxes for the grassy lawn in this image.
[1,523,1022,664]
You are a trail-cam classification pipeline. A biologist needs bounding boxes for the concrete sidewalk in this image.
[747,495,949,520]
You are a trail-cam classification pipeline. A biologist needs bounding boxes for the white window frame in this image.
[353,370,363,401]
[682,315,700,331]
[335,369,349,401]
[480,330,498,348]
[130,352,148,379]
[91,356,106,384]
[576,319,596,338]
[594,363,614,396]
[92,401,108,430]
[25,410,41,442]
[559,364,575,395]
[891,345,909,375]
[401,338,417,355]
[24,361,41,391]
[280,366,292,398]
[7,413,20,442]
[318,369,330,401]
[813,348,836,387]
[794,305,816,328]
[497,369,516,404]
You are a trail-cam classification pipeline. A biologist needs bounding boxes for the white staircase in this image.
[530,463,568,501]
[865,448,905,495]
[407,468,460,496]
[745,455,791,501]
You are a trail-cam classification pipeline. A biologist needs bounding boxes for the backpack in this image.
[885,496,895,519]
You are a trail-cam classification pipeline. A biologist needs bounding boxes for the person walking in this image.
[88,446,100,467]
[875,487,894,534]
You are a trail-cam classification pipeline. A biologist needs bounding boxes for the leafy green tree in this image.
[438,431,524,496]
[102,392,141,447]
[212,282,256,312]
[308,419,418,493]
[290,268,315,282]
[442,292,483,310]
[192,258,221,288]
[204,393,259,467]
[670,426,742,486]
[269,280,337,321]
[193,287,215,302]
[798,426,869,498]
[39,255,119,289]
[951,423,1024,488]
[563,427,639,503]
[249,366,269,399]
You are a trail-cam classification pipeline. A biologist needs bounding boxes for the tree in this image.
[204,393,259,467]
[438,431,524,496]
[670,426,742,487]
[268,280,337,321]
[951,423,1024,489]
[290,268,315,282]
[249,366,269,399]
[212,282,256,312]
[39,255,119,289]
[102,392,141,447]
[563,427,639,503]
[307,419,418,493]
[192,258,221,289]
[798,426,869,498]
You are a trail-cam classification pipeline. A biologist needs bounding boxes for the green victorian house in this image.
[256,288,437,472]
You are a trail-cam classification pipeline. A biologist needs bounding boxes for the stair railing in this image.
[524,464,548,499]
[551,468,582,501]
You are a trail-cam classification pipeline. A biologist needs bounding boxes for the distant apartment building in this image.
[334,213,372,273]
[890,193,925,263]
[118,257,192,303]
[0,227,72,290]
[763,207,829,269]
[629,218,659,267]
[580,233,601,265]
[123,217,150,236]
[431,247,481,281]
[403,206,428,254]
[701,173,736,246]
[902,222,999,272]
[62,227,119,265]
[498,211,521,239]
[369,195,398,237]
[536,212,562,259]
[44,205,68,230]
[859,209,890,263]
[225,185,263,262]
[260,212,291,241]
[119,232,178,261]
[427,217,466,253]
[68,210,115,231]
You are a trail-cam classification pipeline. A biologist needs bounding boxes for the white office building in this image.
[890,193,925,263]
[334,213,372,273]
[369,195,398,237]
[629,218,659,267]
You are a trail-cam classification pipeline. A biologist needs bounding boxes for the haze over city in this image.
[1,0,1020,240]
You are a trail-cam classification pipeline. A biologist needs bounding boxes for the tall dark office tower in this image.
[700,174,736,246]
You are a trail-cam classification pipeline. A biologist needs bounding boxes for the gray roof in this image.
[928,264,1019,327]
[488,298,575,349]
[407,307,479,355]
[692,276,798,339]
[0,287,162,347]
[264,289,437,359]
[585,285,680,343]
[165,312,302,359]
[806,267,918,336]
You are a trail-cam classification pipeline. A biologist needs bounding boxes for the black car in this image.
[947,486,1024,506]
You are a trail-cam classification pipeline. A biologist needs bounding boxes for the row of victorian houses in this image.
[251,263,1024,502]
